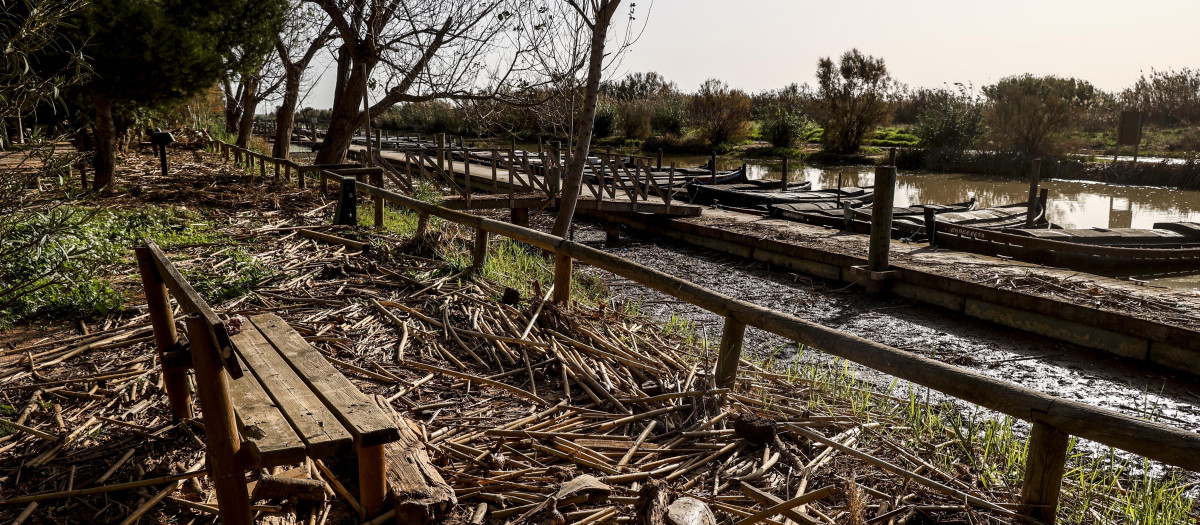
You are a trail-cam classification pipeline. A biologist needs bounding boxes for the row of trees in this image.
[352,50,1200,161]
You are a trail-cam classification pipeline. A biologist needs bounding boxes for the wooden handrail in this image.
[350,178,1200,471]
[213,140,1200,474]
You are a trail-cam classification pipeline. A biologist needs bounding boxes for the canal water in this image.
[656,155,1200,289]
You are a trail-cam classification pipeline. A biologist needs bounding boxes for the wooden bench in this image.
[134,240,404,524]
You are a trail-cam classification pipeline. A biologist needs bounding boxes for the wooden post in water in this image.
[134,248,192,420]
[553,252,572,305]
[781,157,790,191]
[185,315,252,525]
[868,164,897,272]
[710,152,718,184]
[1020,421,1070,524]
[657,148,663,170]
[715,315,747,388]
[1026,159,1042,228]
[375,129,381,150]
[836,171,843,204]
[1038,188,1049,226]
[923,207,938,246]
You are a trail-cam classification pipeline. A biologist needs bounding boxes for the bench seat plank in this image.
[249,314,401,447]
[231,324,354,458]
[227,361,307,469]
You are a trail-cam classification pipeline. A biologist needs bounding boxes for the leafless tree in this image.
[272,1,336,158]
[305,0,553,164]
[533,0,646,238]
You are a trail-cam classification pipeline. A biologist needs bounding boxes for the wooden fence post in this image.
[472,229,490,269]
[1020,421,1069,524]
[298,166,306,189]
[1026,159,1042,228]
[134,248,192,420]
[867,164,897,272]
[436,133,446,172]
[333,176,357,226]
[185,315,252,525]
[552,252,572,305]
[715,315,747,388]
[371,170,384,229]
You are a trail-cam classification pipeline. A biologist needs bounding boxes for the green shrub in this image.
[688,79,752,148]
[913,86,983,155]
[593,103,617,139]
[615,100,652,139]
[650,95,686,135]
[759,108,817,148]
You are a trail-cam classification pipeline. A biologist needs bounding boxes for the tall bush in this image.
[983,74,1097,157]
[688,79,751,148]
[815,49,895,154]
[913,84,983,153]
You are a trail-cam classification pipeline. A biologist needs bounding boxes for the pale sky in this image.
[296,0,1200,110]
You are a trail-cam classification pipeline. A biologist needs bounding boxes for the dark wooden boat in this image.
[770,199,974,231]
[1002,222,1200,248]
[930,202,1046,230]
[894,212,1200,273]
[688,184,872,207]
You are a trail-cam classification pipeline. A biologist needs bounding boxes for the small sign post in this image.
[1114,110,1143,163]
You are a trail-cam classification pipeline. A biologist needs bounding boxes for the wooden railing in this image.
[212,140,1200,524]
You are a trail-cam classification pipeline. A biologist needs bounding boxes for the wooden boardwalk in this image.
[348,145,703,217]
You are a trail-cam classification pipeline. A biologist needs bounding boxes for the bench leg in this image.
[187,316,253,525]
[359,444,388,518]
[134,247,193,420]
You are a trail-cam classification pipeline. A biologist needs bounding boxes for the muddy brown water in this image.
[556,217,1200,475]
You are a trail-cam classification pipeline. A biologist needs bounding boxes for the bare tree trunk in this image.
[551,1,622,238]
[92,93,116,190]
[273,69,302,159]
[316,50,370,164]
[236,76,260,149]
[223,77,243,135]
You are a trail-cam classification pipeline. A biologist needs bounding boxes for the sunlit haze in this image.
[294,0,1199,110]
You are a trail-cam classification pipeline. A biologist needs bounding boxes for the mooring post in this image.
[1026,158,1042,228]
[375,129,382,150]
[463,144,472,201]
[436,133,446,172]
[781,156,790,191]
[710,152,718,184]
[923,207,937,246]
[185,315,252,525]
[868,164,897,272]
[836,171,843,204]
[552,252,573,305]
[1020,421,1070,524]
[134,248,192,420]
[657,148,663,170]
[1038,188,1049,225]
[333,176,358,226]
[715,315,747,388]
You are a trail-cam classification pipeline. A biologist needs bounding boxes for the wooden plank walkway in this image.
[350,146,702,217]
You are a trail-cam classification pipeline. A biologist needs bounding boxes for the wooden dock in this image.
[347,145,703,218]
